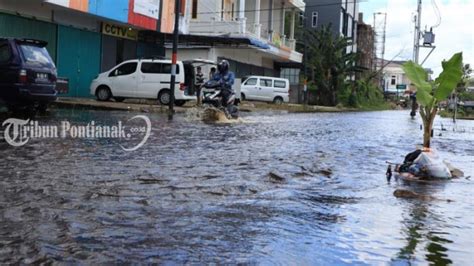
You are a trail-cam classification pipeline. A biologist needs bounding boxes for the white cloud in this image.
[363,0,474,77]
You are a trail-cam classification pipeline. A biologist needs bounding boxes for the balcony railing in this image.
[189,20,298,51]
[189,19,244,35]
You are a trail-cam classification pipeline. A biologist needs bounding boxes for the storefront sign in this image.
[396,84,407,90]
[134,0,160,19]
[102,23,138,41]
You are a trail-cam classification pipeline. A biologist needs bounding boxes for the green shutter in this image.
[57,25,101,98]
[0,12,57,62]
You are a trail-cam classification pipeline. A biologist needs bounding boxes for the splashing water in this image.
[185,107,243,124]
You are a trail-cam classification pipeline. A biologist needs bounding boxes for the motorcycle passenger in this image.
[212,60,235,107]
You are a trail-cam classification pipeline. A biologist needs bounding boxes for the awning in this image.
[248,38,271,49]
[163,34,270,50]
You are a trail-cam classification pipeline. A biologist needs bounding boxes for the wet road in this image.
[0,109,473,264]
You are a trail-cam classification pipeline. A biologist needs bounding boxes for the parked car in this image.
[240,76,289,104]
[0,38,57,111]
[90,59,197,106]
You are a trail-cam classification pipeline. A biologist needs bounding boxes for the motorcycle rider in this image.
[211,60,235,107]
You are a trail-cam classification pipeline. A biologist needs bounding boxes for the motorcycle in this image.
[200,80,239,119]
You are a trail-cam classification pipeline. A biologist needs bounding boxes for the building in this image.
[166,0,305,80]
[356,13,374,73]
[0,0,185,97]
[379,60,410,95]
[304,0,359,53]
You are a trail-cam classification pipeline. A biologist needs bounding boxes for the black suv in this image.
[0,38,57,111]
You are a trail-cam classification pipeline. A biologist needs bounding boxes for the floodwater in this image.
[0,108,473,264]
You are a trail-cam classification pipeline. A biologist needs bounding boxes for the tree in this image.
[402,52,463,148]
[456,63,472,94]
[305,25,359,106]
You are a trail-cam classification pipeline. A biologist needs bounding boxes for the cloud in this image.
[361,0,474,76]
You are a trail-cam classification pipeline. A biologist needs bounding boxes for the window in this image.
[0,42,11,63]
[347,15,353,38]
[274,80,286,88]
[245,78,258,86]
[299,12,304,27]
[281,68,300,85]
[312,12,318,28]
[343,13,349,36]
[340,8,345,34]
[260,79,272,87]
[141,63,161,74]
[192,0,198,19]
[141,63,180,74]
[231,3,235,20]
[391,76,396,85]
[19,44,54,67]
[161,63,179,74]
[221,0,224,20]
[110,62,137,77]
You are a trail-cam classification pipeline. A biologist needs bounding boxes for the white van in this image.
[240,76,290,104]
[90,59,196,106]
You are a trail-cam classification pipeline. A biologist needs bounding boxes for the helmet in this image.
[217,60,230,74]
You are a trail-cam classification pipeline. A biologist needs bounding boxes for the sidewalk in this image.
[52,97,188,113]
[52,97,355,113]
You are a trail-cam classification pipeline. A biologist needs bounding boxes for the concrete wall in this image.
[304,0,342,35]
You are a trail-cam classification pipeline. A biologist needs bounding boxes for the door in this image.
[259,78,273,101]
[57,25,100,97]
[242,77,259,100]
[109,62,138,98]
[137,62,165,98]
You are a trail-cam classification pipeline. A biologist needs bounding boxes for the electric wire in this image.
[430,0,442,28]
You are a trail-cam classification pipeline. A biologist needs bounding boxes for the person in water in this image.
[209,67,216,80]
[211,60,235,107]
[396,149,428,177]
[195,66,205,105]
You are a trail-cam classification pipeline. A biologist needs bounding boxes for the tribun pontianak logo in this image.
[2,115,151,151]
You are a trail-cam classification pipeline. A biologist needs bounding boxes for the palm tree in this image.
[304,25,359,106]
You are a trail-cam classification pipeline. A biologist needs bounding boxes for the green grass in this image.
[439,109,474,120]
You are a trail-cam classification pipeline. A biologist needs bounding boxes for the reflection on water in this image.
[0,109,473,264]
[394,183,454,265]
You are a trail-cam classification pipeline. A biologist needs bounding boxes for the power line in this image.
[431,0,442,28]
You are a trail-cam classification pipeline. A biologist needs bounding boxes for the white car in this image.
[240,76,290,104]
[90,59,196,106]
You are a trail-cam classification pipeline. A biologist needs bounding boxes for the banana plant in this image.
[402,52,463,148]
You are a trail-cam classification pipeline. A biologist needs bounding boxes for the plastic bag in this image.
[413,150,452,179]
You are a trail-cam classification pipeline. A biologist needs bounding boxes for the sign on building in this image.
[101,23,138,41]
[133,0,160,19]
[396,84,407,90]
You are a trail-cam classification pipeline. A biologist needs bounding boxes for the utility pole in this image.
[303,13,307,107]
[413,0,422,64]
[411,0,422,117]
[168,0,180,120]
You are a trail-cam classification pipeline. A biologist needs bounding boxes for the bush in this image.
[459,91,474,101]
[339,80,386,108]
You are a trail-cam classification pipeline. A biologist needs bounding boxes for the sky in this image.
[359,0,474,77]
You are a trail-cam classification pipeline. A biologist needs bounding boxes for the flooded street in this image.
[0,109,473,264]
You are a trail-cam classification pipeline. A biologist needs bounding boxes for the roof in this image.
[460,101,474,107]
